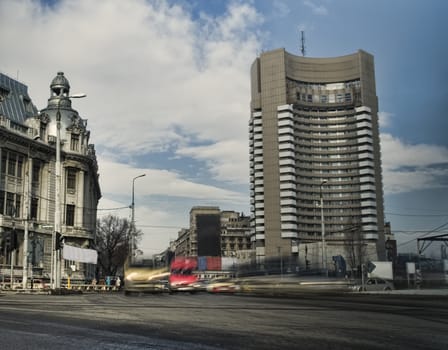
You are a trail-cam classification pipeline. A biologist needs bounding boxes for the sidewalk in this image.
[364,288,448,296]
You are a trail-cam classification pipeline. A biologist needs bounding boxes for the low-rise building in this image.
[173,206,251,260]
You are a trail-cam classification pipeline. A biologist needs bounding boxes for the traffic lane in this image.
[0,309,221,350]
[0,293,447,350]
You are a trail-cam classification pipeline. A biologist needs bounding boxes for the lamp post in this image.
[53,93,86,289]
[130,174,145,262]
[320,180,328,277]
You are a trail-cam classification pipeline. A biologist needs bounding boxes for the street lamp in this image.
[320,180,328,277]
[130,174,146,262]
[53,93,86,289]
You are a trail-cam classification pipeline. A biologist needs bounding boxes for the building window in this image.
[31,197,39,220]
[345,93,351,102]
[4,192,20,217]
[66,204,75,226]
[70,134,79,151]
[15,194,21,217]
[0,191,4,214]
[17,156,23,178]
[7,154,16,176]
[1,154,6,174]
[32,162,41,183]
[40,122,46,141]
[2,152,24,178]
[67,168,77,191]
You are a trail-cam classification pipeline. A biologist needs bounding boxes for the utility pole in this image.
[54,103,62,289]
[10,221,16,289]
[130,174,145,263]
[53,92,86,289]
[22,157,32,289]
[320,180,328,277]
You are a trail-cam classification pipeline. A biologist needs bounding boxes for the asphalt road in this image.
[0,291,447,349]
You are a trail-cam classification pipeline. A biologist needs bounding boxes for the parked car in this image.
[353,278,394,292]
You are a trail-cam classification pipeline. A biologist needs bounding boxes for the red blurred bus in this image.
[168,257,198,293]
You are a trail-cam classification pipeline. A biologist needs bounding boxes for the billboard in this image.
[196,214,221,257]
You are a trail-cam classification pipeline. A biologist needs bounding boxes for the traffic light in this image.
[55,232,64,250]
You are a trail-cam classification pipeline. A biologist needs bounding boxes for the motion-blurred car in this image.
[353,278,394,292]
[206,278,240,293]
[191,279,210,292]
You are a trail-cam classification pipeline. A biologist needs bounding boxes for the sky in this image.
[1,0,447,258]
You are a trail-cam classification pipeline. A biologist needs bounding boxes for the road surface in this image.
[0,291,447,349]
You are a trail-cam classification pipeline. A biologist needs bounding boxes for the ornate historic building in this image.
[249,49,387,270]
[0,72,101,286]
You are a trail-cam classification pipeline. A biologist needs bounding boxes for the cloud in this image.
[176,139,249,184]
[378,111,394,128]
[303,0,328,16]
[0,0,260,254]
[381,133,448,193]
[271,0,291,18]
[0,0,261,167]
[97,155,249,255]
[98,155,247,203]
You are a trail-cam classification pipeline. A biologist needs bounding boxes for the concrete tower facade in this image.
[249,49,386,269]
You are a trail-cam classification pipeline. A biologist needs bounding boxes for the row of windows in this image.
[0,190,76,226]
[289,79,361,91]
[221,244,251,250]
[292,121,369,130]
[295,160,369,167]
[295,183,372,191]
[1,151,77,191]
[292,191,375,198]
[297,146,366,152]
[1,152,24,178]
[297,92,354,104]
[39,121,81,152]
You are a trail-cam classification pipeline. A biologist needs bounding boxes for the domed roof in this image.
[50,72,70,95]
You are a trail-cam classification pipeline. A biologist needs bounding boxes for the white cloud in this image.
[97,155,249,256]
[303,0,328,16]
[0,0,259,254]
[0,0,260,164]
[378,111,394,128]
[381,133,448,193]
[271,0,291,18]
[98,156,247,203]
[176,139,249,184]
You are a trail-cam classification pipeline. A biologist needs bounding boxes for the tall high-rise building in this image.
[249,49,386,269]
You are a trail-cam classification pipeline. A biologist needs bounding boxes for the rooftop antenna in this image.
[300,31,306,56]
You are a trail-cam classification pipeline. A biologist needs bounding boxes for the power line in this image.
[397,220,448,247]
[97,206,130,211]
[386,212,448,217]
[393,229,448,235]
[138,224,184,229]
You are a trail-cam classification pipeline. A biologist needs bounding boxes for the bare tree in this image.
[96,215,142,278]
[344,220,367,277]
